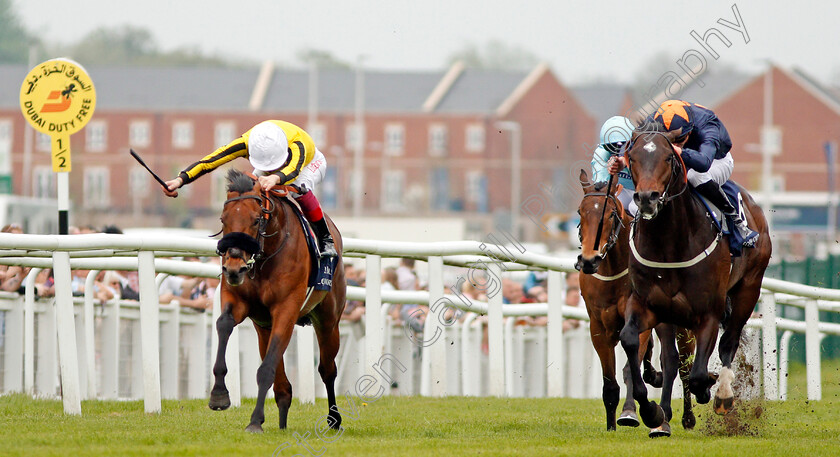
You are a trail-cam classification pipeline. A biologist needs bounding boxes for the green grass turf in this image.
[0,359,838,457]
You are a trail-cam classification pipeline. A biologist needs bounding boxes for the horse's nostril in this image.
[238,266,248,275]
[649,191,660,202]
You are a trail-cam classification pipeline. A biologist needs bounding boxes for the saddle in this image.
[282,196,337,292]
[691,180,748,257]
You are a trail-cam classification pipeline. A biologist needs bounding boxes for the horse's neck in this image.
[635,189,712,257]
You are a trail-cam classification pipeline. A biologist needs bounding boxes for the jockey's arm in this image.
[679,121,723,173]
[179,137,249,185]
[271,141,307,185]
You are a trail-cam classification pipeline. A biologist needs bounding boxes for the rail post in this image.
[488,262,505,396]
[805,299,821,400]
[53,251,82,415]
[547,270,565,397]
[760,292,778,400]
[137,251,162,413]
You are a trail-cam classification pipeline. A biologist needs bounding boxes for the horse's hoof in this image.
[682,413,696,430]
[713,395,734,415]
[208,392,231,411]
[694,389,711,405]
[617,411,640,428]
[245,423,264,434]
[648,421,672,438]
[641,402,665,429]
[329,414,342,430]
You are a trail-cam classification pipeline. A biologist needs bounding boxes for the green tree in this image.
[53,25,231,67]
[296,48,351,69]
[0,0,36,63]
[445,40,540,71]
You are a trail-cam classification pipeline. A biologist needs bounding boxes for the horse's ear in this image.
[579,169,592,190]
[665,128,683,144]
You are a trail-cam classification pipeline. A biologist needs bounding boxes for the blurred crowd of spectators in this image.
[340,257,584,353]
[0,223,217,312]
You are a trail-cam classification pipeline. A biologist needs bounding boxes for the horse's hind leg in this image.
[677,328,696,429]
[314,320,342,430]
[714,281,760,415]
[209,302,247,411]
[274,358,293,429]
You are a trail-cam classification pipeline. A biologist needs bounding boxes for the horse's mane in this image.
[593,181,609,191]
[226,169,255,194]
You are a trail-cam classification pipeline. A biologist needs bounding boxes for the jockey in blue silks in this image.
[610,100,758,247]
[591,116,637,216]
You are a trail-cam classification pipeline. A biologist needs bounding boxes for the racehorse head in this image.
[575,169,626,274]
[626,127,687,220]
[217,169,267,286]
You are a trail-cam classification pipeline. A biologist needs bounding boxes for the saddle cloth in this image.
[285,197,336,291]
[692,180,747,257]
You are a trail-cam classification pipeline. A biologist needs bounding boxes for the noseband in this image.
[581,192,624,258]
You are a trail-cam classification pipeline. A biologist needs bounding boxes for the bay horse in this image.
[210,169,346,433]
[619,128,771,430]
[576,170,695,436]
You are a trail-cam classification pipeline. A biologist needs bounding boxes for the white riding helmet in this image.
[247,121,289,172]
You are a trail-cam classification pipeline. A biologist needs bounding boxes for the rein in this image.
[582,192,625,259]
[626,131,689,218]
[627,132,721,268]
[217,187,294,276]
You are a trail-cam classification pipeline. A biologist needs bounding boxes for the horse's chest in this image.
[249,302,272,328]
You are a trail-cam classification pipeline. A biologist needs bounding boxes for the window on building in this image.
[381,170,405,212]
[129,120,151,148]
[34,166,55,198]
[84,167,110,209]
[321,167,338,210]
[172,121,194,149]
[430,167,449,211]
[129,167,149,197]
[36,132,51,152]
[0,119,12,174]
[466,124,485,153]
[385,124,405,156]
[214,121,236,148]
[428,124,448,157]
[308,122,327,148]
[466,170,488,213]
[0,119,12,146]
[86,121,107,152]
[345,123,363,152]
[211,168,229,211]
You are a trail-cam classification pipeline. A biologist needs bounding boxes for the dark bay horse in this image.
[619,129,771,430]
[576,170,695,437]
[210,169,346,433]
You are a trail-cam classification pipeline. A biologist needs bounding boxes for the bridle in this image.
[580,192,625,259]
[625,131,688,219]
[216,189,292,276]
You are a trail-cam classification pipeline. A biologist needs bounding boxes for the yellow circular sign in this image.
[19,58,96,136]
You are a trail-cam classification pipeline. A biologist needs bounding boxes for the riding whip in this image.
[129,149,169,189]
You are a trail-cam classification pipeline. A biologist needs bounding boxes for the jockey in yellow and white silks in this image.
[163,120,336,258]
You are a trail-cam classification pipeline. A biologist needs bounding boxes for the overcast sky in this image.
[16,0,840,86]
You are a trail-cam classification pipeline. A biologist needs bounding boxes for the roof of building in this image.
[261,69,445,113]
[571,83,632,127]
[435,69,529,113]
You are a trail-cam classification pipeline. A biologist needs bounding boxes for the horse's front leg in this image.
[247,308,297,433]
[677,328,696,429]
[619,293,664,429]
[590,319,621,431]
[649,324,678,438]
[209,301,247,411]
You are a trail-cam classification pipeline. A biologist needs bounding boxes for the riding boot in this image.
[312,217,337,259]
[694,181,759,248]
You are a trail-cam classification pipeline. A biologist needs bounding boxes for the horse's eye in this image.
[252,218,260,227]
[665,155,674,163]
